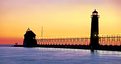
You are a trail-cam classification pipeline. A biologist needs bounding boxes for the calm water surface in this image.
[0,47,121,64]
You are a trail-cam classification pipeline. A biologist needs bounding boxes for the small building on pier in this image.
[23,28,37,47]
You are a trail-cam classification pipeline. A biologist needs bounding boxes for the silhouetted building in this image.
[90,9,99,51]
[23,28,37,47]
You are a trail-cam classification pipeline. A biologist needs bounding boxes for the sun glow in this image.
[0,0,121,44]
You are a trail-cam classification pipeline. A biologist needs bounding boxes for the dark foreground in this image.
[14,45,121,51]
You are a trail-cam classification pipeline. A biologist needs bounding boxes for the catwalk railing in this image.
[37,35,121,46]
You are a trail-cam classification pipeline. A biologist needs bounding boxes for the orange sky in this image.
[0,0,121,44]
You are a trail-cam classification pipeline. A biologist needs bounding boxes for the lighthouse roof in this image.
[24,28,36,36]
[93,9,98,13]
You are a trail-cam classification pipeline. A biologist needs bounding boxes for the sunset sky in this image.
[0,0,121,44]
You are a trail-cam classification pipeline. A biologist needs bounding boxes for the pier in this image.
[14,10,121,52]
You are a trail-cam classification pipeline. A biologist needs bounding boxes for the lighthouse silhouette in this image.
[23,28,37,47]
[90,9,99,52]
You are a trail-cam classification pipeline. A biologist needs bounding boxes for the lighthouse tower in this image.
[90,9,99,52]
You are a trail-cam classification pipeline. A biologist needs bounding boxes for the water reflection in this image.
[97,50,121,57]
[0,47,121,64]
[35,47,121,57]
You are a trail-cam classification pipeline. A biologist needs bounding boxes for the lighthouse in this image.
[90,9,99,52]
[23,28,37,47]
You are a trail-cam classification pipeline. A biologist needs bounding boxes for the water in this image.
[0,47,121,64]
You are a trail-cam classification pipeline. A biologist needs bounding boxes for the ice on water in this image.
[0,47,121,64]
